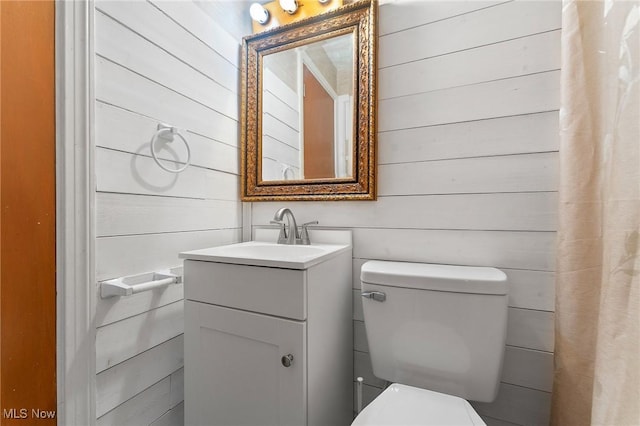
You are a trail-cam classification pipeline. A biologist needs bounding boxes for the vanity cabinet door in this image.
[185,301,307,426]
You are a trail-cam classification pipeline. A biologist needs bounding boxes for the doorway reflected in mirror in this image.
[261,33,354,181]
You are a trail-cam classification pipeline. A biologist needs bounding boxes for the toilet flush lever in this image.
[362,291,386,302]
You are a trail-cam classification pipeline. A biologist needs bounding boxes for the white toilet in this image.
[352,260,508,426]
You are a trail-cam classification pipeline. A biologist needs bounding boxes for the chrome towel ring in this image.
[150,123,191,173]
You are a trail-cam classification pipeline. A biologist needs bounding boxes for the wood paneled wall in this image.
[0,1,56,424]
[92,1,242,424]
[262,69,302,180]
[91,1,559,424]
[251,1,561,425]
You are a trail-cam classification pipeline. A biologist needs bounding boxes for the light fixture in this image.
[318,0,330,4]
[249,3,270,24]
[279,0,298,14]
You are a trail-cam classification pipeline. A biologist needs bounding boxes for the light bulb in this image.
[249,3,269,24]
[279,0,298,14]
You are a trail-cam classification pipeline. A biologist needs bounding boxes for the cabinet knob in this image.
[281,354,294,367]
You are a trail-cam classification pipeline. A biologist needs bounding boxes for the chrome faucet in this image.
[272,208,300,245]
[271,208,318,245]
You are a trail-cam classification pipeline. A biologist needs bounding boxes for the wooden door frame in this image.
[298,52,340,179]
[55,1,96,424]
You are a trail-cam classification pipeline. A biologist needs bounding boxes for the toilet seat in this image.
[351,384,486,426]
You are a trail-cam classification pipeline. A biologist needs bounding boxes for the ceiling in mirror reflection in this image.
[261,32,354,182]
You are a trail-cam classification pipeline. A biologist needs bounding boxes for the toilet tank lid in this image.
[361,261,507,295]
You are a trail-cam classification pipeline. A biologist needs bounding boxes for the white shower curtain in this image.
[552,1,639,425]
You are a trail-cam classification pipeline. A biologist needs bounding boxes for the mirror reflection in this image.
[261,32,354,182]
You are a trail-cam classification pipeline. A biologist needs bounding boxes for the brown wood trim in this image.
[0,1,57,424]
[0,0,3,415]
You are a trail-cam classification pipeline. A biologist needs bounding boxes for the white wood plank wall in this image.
[93,1,242,424]
[250,1,561,425]
[262,68,302,180]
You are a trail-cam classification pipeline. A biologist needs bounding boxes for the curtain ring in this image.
[150,125,191,173]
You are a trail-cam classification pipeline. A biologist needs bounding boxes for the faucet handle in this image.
[300,221,319,245]
[270,220,288,244]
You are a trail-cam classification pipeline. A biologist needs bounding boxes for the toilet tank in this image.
[360,261,508,403]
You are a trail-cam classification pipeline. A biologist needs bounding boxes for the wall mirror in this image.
[240,0,377,201]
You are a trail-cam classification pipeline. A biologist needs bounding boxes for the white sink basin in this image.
[179,240,350,269]
[220,243,326,259]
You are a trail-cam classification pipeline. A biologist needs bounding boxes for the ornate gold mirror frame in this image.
[240,0,377,201]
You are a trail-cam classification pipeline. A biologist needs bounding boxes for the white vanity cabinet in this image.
[182,232,353,426]
[185,298,307,425]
